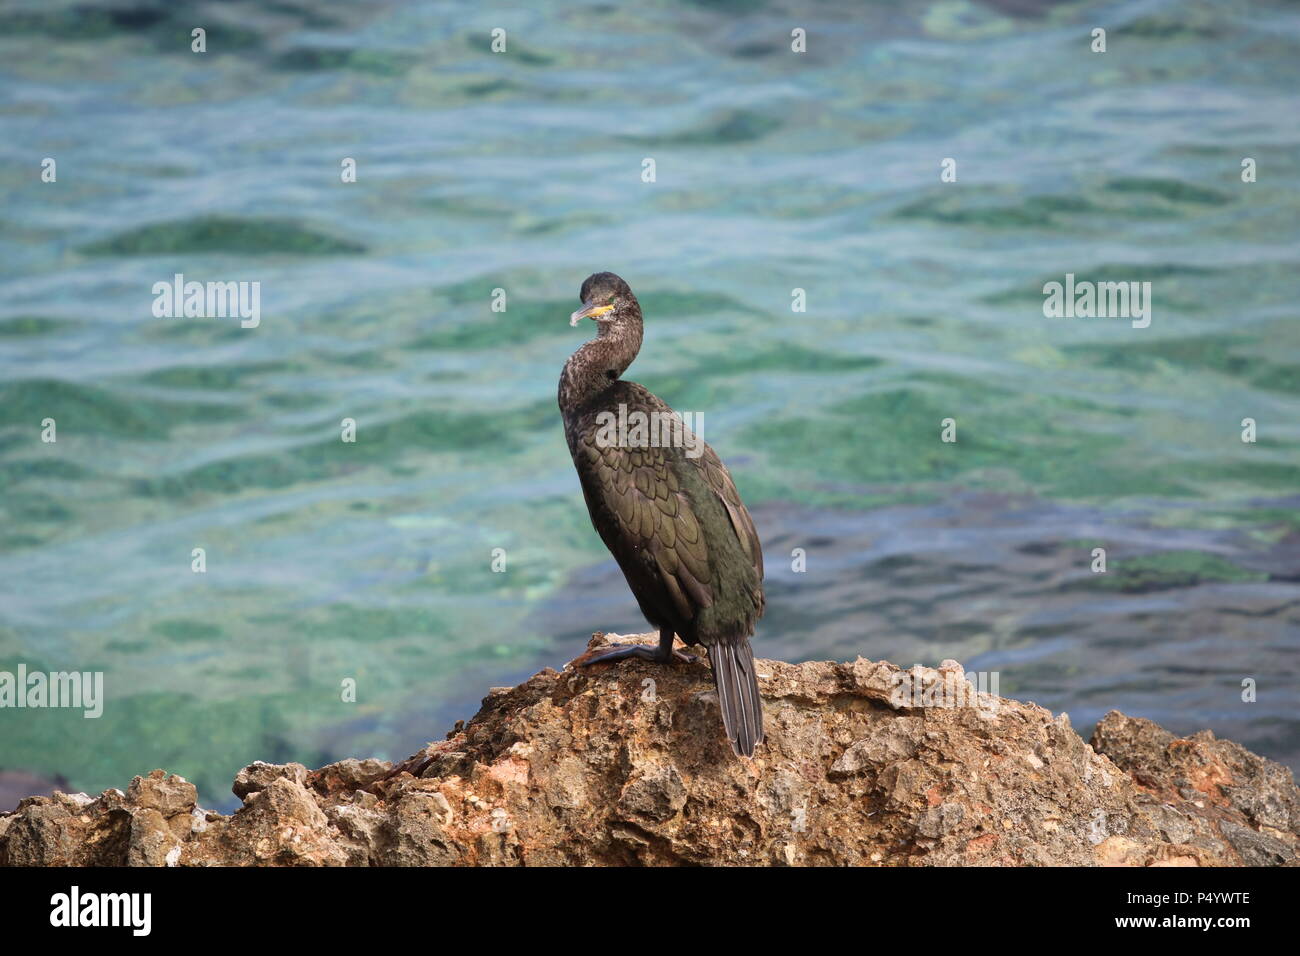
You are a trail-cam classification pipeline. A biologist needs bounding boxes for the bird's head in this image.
[570,272,639,327]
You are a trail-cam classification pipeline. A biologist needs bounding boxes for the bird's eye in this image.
[606,295,616,304]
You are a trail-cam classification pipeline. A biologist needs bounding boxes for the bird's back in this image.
[563,379,764,645]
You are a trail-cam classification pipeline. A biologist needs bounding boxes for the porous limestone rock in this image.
[2,634,1295,866]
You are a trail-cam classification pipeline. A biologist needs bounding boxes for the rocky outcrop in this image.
[1,633,1295,866]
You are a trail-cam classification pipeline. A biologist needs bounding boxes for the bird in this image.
[558,271,765,757]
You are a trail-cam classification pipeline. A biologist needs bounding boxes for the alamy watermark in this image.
[593,403,704,458]
[0,664,103,718]
[50,886,150,936]
[1042,273,1151,329]
[890,667,1000,719]
[152,273,260,328]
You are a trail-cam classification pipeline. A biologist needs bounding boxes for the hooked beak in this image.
[569,302,614,327]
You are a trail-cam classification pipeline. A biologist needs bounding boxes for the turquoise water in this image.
[1,0,1298,809]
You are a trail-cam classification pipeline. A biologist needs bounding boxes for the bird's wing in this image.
[573,421,716,624]
[698,443,764,584]
[570,384,763,625]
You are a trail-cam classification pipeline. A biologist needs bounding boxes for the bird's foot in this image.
[569,643,698,668]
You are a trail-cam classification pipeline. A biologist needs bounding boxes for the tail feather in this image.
[709,639,764,757]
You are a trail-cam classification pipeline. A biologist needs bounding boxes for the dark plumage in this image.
[559,272,765,756]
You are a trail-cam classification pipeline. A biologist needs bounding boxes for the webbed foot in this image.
[568,629,699,667]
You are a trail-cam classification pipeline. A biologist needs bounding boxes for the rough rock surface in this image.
[2,633,1295,866]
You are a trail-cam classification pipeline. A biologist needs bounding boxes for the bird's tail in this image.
[708,638,764,757]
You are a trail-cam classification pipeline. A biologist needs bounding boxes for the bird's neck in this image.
[559,318,643,412]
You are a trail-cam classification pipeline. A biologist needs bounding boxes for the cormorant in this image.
[558,272,765,756]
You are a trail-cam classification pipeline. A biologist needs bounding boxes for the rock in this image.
[127,770,197,816]
[309,758,392,796]
[52,792,94,811]
[1091,712,1299,834]
[378,794,465,866]
[1,636,1297,866]
[232,761,308,801]
[1218,820,1292,866]
[618,765,688,822]
[213,777,348,866]
[1091,711,1297,864]
[127,808,181,867]
[0,800,84,866]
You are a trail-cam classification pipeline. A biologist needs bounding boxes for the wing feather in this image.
[568,382,763,631]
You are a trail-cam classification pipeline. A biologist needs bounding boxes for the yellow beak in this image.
[570,303,614,326]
